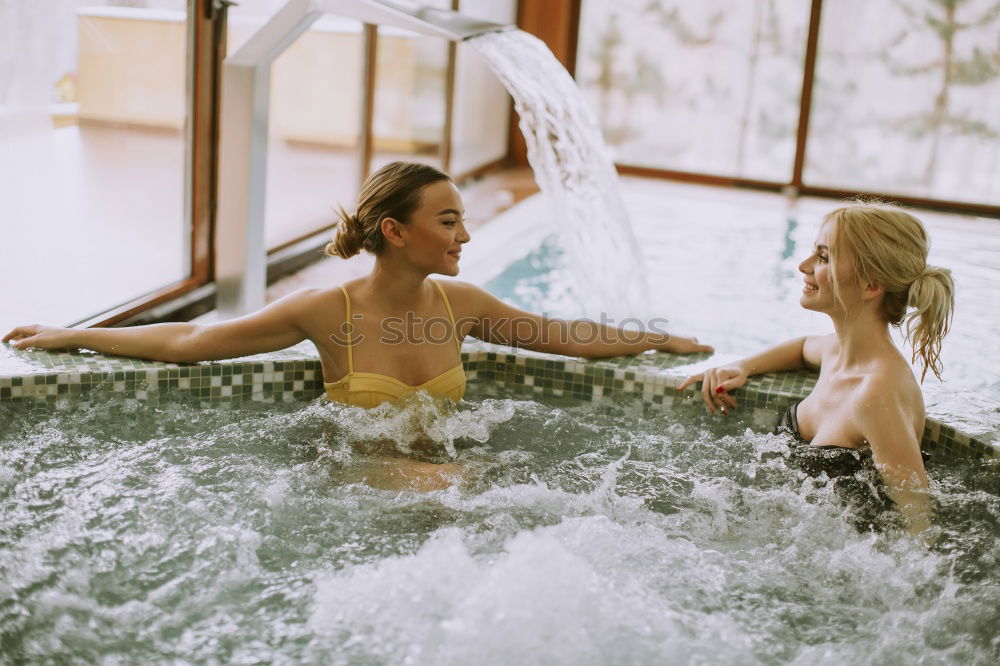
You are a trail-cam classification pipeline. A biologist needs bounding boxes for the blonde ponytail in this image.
[904,266,955,382]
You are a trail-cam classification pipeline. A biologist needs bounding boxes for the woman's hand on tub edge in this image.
[677,364,746,415]
[3,325,77,351]
[658,334,713,354]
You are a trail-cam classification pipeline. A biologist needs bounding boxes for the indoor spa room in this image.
[1,0,999,663]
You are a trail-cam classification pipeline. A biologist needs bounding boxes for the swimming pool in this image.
[2,387,998,663]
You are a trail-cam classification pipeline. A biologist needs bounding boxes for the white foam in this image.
[0,464,16,493]
[308,518,757,664]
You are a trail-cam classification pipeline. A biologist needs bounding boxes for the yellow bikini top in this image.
[324,280,466,408]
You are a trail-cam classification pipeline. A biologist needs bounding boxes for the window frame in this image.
[80,0,225,327]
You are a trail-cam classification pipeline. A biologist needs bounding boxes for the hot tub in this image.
[2,181,998,663]
[1,332,998,662]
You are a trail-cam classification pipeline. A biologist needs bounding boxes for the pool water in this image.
[2,392,998,664]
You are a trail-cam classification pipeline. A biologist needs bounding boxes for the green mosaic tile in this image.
[2,340,996,460]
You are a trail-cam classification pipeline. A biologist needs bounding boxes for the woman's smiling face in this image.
[398,180,470,276]
[798,221,858,315]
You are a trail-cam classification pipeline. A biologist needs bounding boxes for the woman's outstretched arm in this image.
[3,290,314,363]
[454,283,712,357]
[677,334,831,414]
[736,334,828,376]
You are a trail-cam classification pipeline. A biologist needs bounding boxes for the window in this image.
[575,0,1000,211]
[806,0,1000,204]
[0,0,195,332]
[575,0,811,181]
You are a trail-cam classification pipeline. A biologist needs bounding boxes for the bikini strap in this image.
[338,286,354,373]
[432,280,463,354]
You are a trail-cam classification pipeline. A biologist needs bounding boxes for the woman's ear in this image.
[863,280,885,302]
[380,217,405,247]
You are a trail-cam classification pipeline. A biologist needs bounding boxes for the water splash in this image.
[470,30,649,319]
[315,393,523,462]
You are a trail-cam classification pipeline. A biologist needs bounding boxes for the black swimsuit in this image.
[776,400,900,530]
[776,400,873,478]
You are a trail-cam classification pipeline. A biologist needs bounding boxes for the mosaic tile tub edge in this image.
[472,347,997,460]
[1,343,995,460]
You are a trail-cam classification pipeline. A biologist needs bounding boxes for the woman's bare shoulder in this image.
[855,354,925,420]
[435,279,481,296]
[280,286,349,321]
[802,333,836,370]
[813,333,839,355]
[435,280,491,312]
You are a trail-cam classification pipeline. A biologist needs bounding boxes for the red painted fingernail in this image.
[715,386,725,394]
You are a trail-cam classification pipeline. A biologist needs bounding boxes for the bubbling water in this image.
[1,394,998,663]
[469,30,649,319]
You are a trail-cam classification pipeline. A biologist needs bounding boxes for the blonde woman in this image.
[679,203,954,537]
[5,161,711,489]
